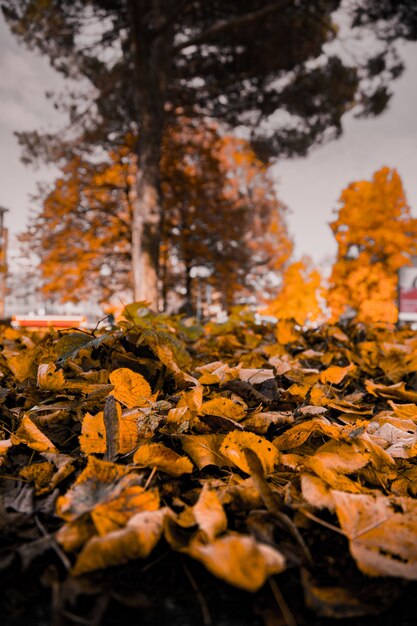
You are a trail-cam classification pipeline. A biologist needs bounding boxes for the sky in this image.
[1,12,417,269]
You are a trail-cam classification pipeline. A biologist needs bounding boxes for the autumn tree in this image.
[4,1,417,306]
[24,122,291,311]
[20,146,134,304]
[161,125,292,312]
[264,258,324,326]
[327,167,417,323]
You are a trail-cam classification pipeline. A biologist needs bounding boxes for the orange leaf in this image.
[133,443,193,476]
[109,368,151,408]
[220,431,278,474]
[12,415,57,453]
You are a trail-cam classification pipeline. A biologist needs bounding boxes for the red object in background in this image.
[399,288,417,313]
[12,315,87,329]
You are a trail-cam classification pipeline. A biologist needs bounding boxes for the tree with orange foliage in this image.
[21,147,133,305]
[264,258,323,326]
[327,167,417,323]
[23,122,292,312]
[161,124,292,312]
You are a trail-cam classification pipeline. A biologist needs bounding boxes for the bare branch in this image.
[174,2,285,52]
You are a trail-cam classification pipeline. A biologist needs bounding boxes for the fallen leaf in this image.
[188,533,286,592]
[56,456,130,521]
[320,364,355,385]
[73,508,167,575]
[91,481,159,535]
[220,431,278,474]
[333,491,417,579]
[37,363,66,390]
[273,418,342,450]
[12,415,58,453]
[109,367,151,408]
[133,443,193,476]
[181,434,227,469]
[192,484,228,542]
[200,397,246,421]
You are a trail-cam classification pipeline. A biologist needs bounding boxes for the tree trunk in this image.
[184,260,194,315]
[128,1,174,309]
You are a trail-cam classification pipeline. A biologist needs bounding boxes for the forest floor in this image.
[2,305,417,625]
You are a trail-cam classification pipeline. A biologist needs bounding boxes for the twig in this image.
[35,515,71,571]
[103,394,119,461]
[299,508,346,536]
[144,465,157,490]
[182,560,212,626]
[269,578,297,626]
[244,448,313,567]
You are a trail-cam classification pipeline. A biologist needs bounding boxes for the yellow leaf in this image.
[181,434,228,469]
[332,491,417,580]
[133,443,193,476]
[109,368,151,408]
[79,411,106,454]
[37,363,66,390]
[164,484,227,550]
[0,439,12,465]
[73,508,166,575]
[177,386,203,414]
[311,440,370,474]
[193,484,228,542]
[56,456,130,521]
[56,518,96,552]
[319,364,355,385]
[200,397,246,421]
[389,402,417,421]
[196,361,240,385]
[220,431,278,474]
[12,415,58,453]
[91,483,159,535]
[79,406,140,456]
[365,380,417,403]
[20,462,54,492]
[188,533,286,592]
[4,348,38,382]
[301,473,336,511]
[273,418,342,451]
[167,407,188,423]
[241,411,294,434]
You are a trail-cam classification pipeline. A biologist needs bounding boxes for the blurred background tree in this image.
[23,121,291,313]
[3,0,417,308]
[327,167,417,323]
[264,258,324,326]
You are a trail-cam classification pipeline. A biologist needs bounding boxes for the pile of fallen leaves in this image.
[2,304,417,625]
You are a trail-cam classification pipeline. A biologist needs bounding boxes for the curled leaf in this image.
[37,363,66,390]
[73,508,167,575]
[220,431,278,474]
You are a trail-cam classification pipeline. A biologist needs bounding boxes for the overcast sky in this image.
[1,13,417,268]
